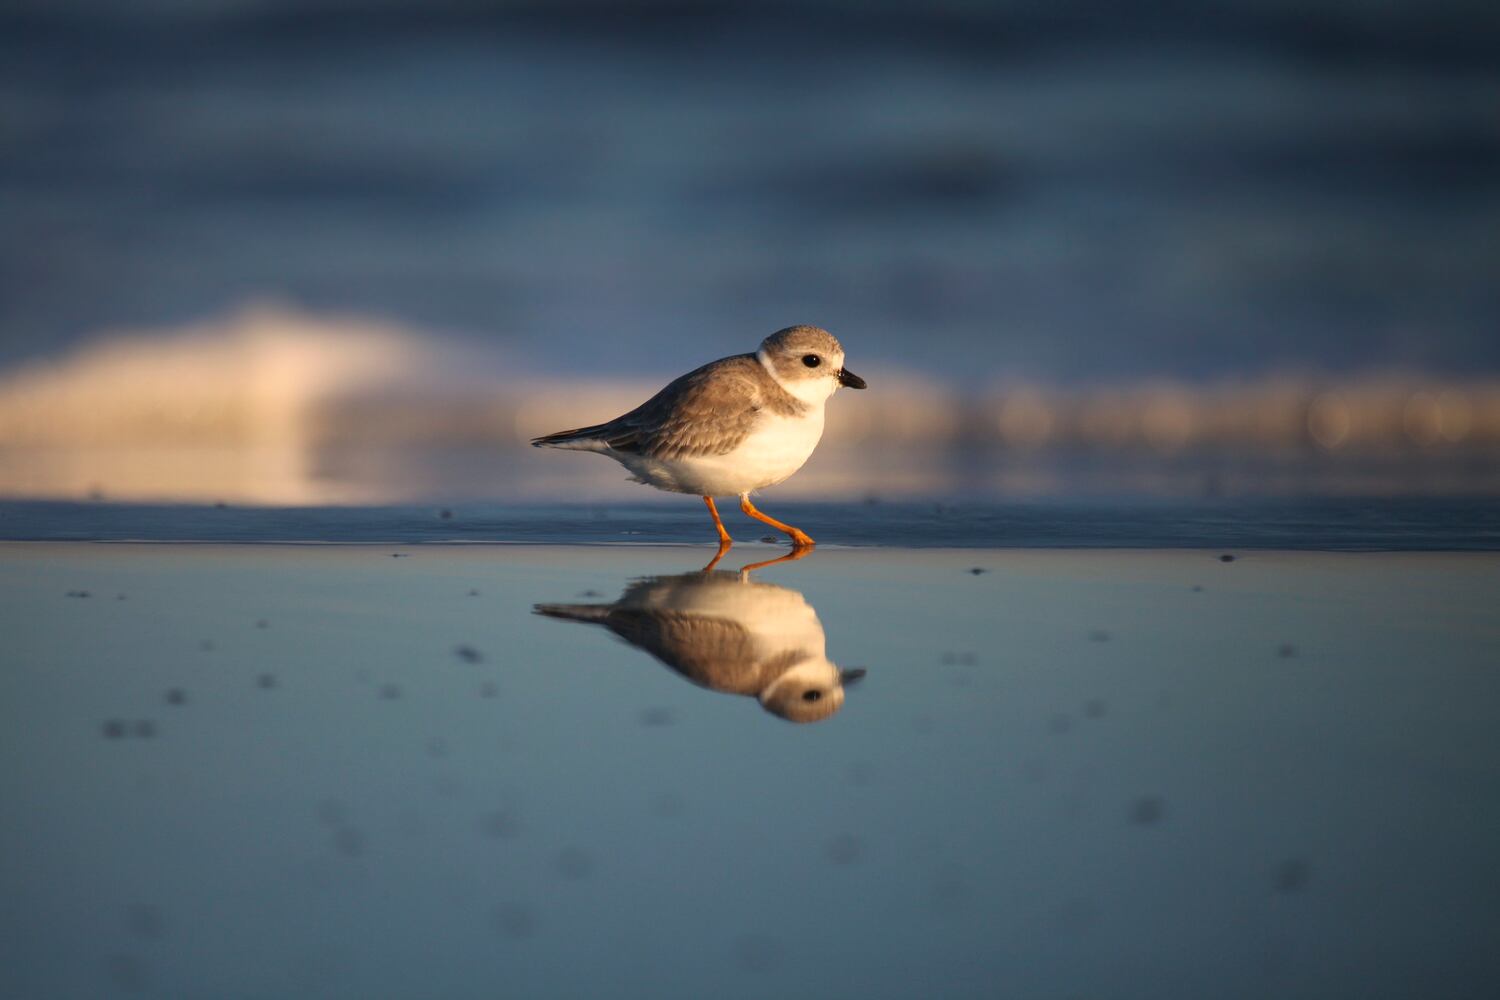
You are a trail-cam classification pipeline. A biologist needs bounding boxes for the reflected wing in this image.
[604,610,768,693]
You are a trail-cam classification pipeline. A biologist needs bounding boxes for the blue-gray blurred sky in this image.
[4,0,1498,385]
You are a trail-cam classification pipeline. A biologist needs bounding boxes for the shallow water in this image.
[3,542,1498,998]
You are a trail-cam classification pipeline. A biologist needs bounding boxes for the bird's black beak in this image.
[840,667,868,685]
[837,368,867,389]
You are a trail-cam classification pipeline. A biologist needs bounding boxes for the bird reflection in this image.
[534,561,865,723]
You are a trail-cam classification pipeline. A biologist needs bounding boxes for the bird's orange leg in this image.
[701,496,733,571]
[739,495,815,549]
[703,496,733,545]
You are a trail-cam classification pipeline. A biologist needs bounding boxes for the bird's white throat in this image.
[756,349,839,407]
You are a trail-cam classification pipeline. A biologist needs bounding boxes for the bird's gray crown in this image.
[759,325,844,359]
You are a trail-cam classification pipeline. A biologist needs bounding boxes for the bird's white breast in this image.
[620,405,826,497]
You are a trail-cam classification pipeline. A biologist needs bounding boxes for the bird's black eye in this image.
[802,354,821,368]
[802,690,823,702]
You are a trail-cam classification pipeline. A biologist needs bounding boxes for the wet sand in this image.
[3,542,1498,998]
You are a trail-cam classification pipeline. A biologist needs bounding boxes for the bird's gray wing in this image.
[589,355,774,459]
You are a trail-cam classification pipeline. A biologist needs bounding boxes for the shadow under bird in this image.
[531,325,865,553]
[535,569,866,723]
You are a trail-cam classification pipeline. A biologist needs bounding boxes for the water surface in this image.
[3,542,1497,998]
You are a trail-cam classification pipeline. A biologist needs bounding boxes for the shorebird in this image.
[535,568,866,723]
[531,325,865,556]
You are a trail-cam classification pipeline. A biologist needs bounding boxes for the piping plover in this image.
[535,569,866,723]
[531,325,865,551]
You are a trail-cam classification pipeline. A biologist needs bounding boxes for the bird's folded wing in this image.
[597,356,769,459]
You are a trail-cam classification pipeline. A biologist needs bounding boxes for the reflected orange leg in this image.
[739,495,815,549]
[701,541,732,572]
[738,547,814,574]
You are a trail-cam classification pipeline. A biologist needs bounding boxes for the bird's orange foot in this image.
[738,495,815,551]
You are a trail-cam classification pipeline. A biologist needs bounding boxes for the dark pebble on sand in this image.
[1128,796,1166,826]
[165,688,187,706]
[439,508,453,520]
[317,799,349,827]
[493,902,538,940]
[1277,643,1297,659]
[257,673,276,689]
[380,683,401,700]
[332,827,365,858]
[638,706,677,727]
[390,553,407,558]
[479,681,498,699]
[255,619,269,629]
[102,719,127,739]
[133,720,157,739]
[1273,858,1311,892]
[760,535,779,544]
[553,846,594,880]
[125,903,166,941]
[1219,554,1236,563]
[199,640,215,652]
[731,933,782,973]
[928,869,972,913]
[1191,584,1204,592]
[651,792,686,818]
[1084,698,1107,719]
[825,833,863,866]
[480,808,521,840]
[968,567,987,575]
[467,589,480,597]
[843,760,876,786]
[103,954,147,992]
[1088,629,1111,642]
[453,645,484,664]
[66,590,91,598]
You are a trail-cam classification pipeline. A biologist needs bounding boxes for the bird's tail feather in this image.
[530,424,610,450]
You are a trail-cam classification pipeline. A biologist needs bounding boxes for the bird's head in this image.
[758,325,866,405]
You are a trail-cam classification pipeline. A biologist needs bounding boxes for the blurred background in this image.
[2,0,1498,504]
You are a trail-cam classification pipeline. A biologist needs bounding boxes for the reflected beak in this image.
[837,368,867,389]
[840,667,868,685]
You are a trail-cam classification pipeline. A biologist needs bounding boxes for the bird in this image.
[535,568,866,723]
[531,325,865,553]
